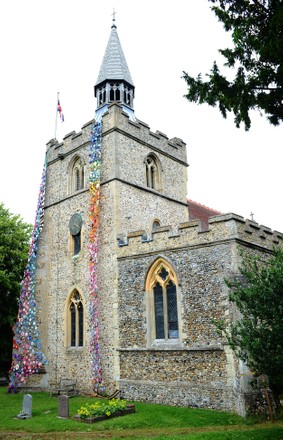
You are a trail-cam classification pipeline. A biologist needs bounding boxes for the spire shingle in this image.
[95,23,134,87]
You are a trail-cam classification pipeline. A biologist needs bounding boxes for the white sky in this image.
[0,0,282,232]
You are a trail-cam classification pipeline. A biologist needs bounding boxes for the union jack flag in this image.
[57,98,64,122]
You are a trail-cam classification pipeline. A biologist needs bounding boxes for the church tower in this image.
[18,18,189,394]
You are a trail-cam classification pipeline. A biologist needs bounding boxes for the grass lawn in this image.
[0,387,282,439]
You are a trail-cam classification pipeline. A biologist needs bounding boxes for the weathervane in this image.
[112,8,117,22]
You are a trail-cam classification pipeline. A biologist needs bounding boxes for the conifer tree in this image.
[183,0,283,130]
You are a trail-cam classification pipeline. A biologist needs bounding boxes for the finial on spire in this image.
[94,11,135,121]
[111,8,117,28]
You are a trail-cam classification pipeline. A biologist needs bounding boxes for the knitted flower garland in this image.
[89,121,103,392]
[9,121,104,392]
[9,157,47,391]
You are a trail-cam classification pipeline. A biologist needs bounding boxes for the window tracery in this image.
[152,220,161,231]
[146,259,179,342]
[68,290,84,347]
[69,157,85,194]
[145,155,161,191]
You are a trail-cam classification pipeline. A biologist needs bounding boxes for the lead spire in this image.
[94,16,135,121]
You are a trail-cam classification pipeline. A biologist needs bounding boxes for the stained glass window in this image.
[167,281,179,338]
[78,302,84,346]
[148,260,179,341]
[154,283,165,339]
[70,303,76,346]
[69,290,84,347]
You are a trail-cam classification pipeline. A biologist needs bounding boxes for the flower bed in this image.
[75,399,135,423]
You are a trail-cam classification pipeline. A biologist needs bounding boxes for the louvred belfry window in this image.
[145,154,161,191]
[71,158,84,193]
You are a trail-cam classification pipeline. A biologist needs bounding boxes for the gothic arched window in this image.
[146,259,179,342]
[124,86,132,106]
[109,83,120,102]
[152,220,161,231]
[145,155,161,191]
[98,86,106,105]
[69,157,84,194]
[68,290,84,347]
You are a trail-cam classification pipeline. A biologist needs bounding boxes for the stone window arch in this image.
[98,86,106,105]
[67,289,84,347]
[124,85,133,106]
[69,156,85,194]
[152,219,161,231]
[145,154,161,191]
[109,82,120,102]
[146,258,179,342]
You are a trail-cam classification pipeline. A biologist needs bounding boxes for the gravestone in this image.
[58,395,69,418]
[17,394,32,419]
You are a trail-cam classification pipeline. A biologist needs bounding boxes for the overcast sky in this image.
[0,0,282,232]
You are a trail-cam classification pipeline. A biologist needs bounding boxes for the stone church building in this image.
[11,20,282,415]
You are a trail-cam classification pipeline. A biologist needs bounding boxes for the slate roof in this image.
[188,199,221,230]
[95,22,134,87]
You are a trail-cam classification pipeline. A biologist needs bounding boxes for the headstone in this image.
[17,394,32,419]
[0,376,8,386]
[58,395,69,418]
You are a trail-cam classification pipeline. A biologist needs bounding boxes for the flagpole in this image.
[55,92,59,139]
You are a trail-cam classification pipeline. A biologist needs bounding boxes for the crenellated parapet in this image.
[117,213,282,257]
[101,103,187,164]
[45,104,187,165]
[45,119,94,163]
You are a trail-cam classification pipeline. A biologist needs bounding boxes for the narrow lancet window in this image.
[69,290,84,347]
[167,281,178,338]
[145,155,161,191]
[154,283,165,339]
[69,157,85,194]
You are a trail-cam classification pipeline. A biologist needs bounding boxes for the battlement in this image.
[45,119,94,163]
[117,213,282,257]
[101,104,187,163]
[45,104,187,164]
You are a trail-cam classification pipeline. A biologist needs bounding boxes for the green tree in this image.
[183,0,283,130]
[217,247,283,408]
[0,203,32,375]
